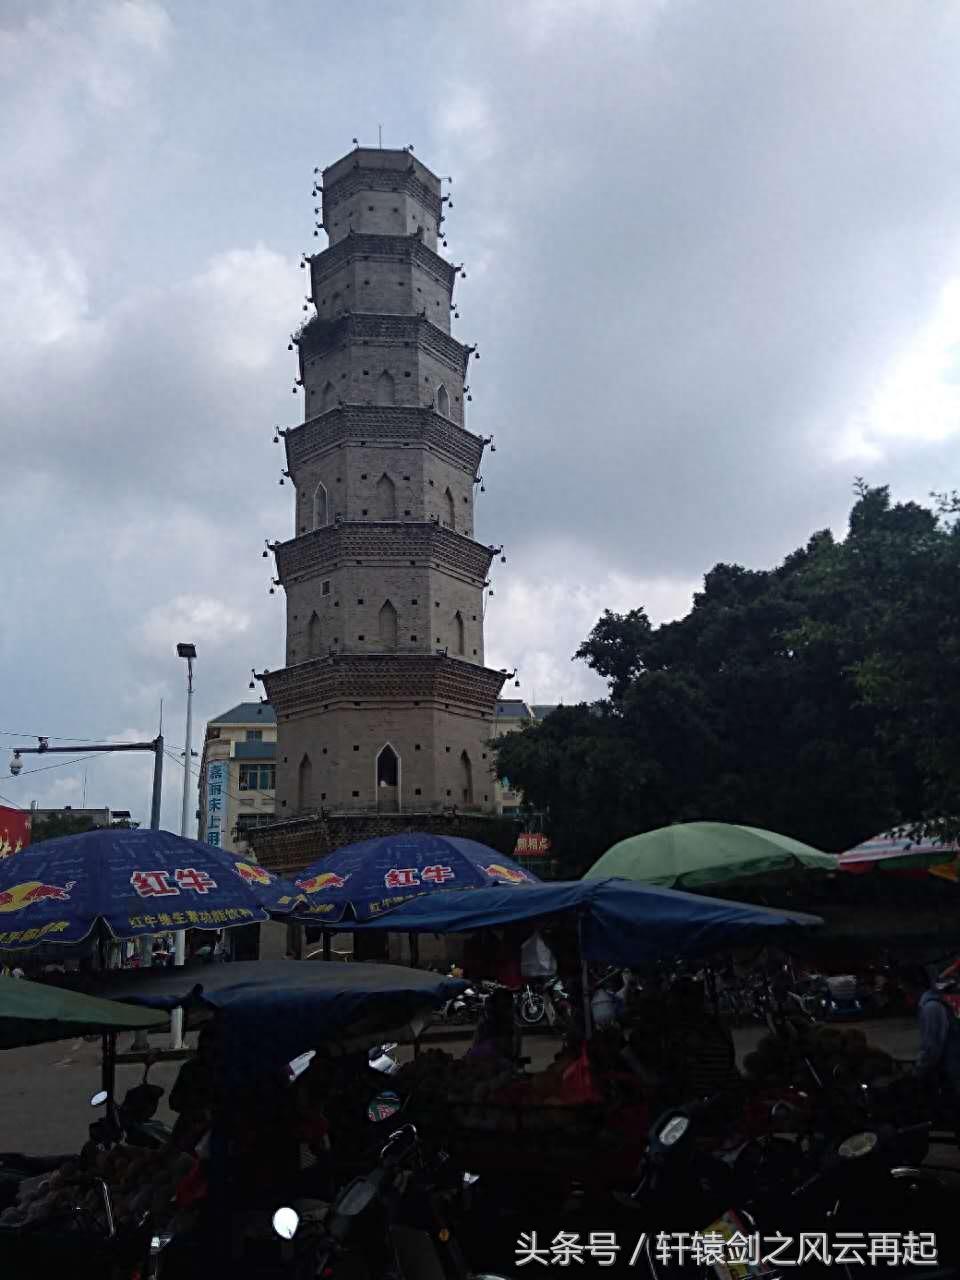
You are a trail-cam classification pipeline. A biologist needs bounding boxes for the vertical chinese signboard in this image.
[0,806,30,859]
[206,762,227,848]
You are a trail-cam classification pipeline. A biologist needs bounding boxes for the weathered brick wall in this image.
[310,254,451,333]
[249,808,520,876]
[292,447,474,533]
[273,702,499,815]
[321,149,443,251]
[285,560,486,668]
[303,335,465,427]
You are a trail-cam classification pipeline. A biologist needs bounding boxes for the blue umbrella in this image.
[290,831,540,924]
[0,828,302,950]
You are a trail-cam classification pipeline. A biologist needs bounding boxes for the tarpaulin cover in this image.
[350,877,822,968]
[0,975,166,1050]
[289,831,539,924]
[89,960,468,1081]
[0,828,303,950]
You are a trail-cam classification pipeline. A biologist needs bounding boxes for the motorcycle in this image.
[543,976,572,1031]
[443,986,486,1026]
[86,1056,172,1152]
[514,982,546,1027]
[273,1119,513,1279]
[617,1093,957,1280]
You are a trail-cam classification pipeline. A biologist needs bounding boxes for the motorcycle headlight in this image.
[659,1115,690,1147]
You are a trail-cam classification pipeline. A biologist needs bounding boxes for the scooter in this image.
[273,1119,513,1279]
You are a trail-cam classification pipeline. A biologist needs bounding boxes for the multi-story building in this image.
[198,702,277,854]
[490,700,558,815]
[250,146,520,873]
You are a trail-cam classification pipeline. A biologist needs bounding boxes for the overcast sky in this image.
[3,0,960,828]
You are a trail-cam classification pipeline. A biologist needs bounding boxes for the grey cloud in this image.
[4,0,960,823]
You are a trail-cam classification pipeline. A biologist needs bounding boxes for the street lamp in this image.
[172,642,196,1051]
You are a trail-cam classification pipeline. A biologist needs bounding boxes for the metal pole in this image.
[132,738,164,1050]
[149,736,163,830]
[179,657,193,838]
[577,913,593,1042]
[172,659,193,1050]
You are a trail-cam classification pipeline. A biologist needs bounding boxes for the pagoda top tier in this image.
[321,148,444,252]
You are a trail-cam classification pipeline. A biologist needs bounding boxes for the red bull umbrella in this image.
[0,828,302,950]
[289,832,540,924]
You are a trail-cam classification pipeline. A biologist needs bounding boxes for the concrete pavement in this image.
[0,1017,924,1157]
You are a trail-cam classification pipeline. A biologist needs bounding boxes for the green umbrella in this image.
[0,976,166,1051]
[583,822,837,890]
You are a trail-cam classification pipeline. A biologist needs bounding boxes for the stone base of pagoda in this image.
[246,808,520,878]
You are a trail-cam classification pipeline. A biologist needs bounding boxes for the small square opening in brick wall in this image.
[411,598,418,604]
[361,473,368,479]
[446,790,452,796]
[445,746,450,753]
[414,787,422,796]
[404,509,411,516]
[322,747,328,755]
[403,475,411,481]
[472,649,478,655]
[358,634,365,641]
[322,580,330,595]
[410,635,417,641]
[483,794,488,802]
[358,597,364,604]
[415,744,421,751]
[352,790,360,798]
[353,745,360,752]
[482,753,487,759]
[362,509,368,516]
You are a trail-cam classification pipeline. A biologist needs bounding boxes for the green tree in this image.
[496,484,954,873]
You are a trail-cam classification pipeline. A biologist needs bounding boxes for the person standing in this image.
[900,965,960,1135]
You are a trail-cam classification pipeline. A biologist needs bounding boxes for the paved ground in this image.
[0,1016,927,1158]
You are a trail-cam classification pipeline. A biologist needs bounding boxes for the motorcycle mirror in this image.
[287,1050,316,1081]
[90,1090,109,1107]
[272,1206,299,1240]
[367,1091,402,1123]
[463,1171,480,1186]
[658,1114,690,1147]
[838,1131,879,1160]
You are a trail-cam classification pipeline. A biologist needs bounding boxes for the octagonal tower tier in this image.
[261,148,506,824]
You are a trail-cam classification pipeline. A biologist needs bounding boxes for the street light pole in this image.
[172,643,196,1050]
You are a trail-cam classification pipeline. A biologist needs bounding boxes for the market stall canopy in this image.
[88,960,467,1080]
[584,822,837,890]
[0,975,166,1051]
[0,828,303,950]
[839,829,960,880]
[289,831,540,925]
[349,877,822,968]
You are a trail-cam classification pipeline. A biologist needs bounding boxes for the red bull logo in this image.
[234,861,273,887]
[0,880,77,913]
[482,864,529,884]
[295,871,349,894]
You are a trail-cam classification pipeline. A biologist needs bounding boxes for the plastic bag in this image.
[520,930,557,978]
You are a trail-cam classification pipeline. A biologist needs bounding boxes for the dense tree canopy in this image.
[30,813,138,844]
[495,484,960,877]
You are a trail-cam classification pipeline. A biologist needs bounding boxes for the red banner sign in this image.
[514,832,552,857]
[0,807,31,859]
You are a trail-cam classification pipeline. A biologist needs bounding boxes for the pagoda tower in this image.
[253,146,510,870]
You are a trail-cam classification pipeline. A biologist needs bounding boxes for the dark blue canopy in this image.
[89,960,467,1081]
[289,831,539,924]
[0,829,301,949]
[351,877,822,968]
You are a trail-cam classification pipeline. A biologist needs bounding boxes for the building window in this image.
[246,730,263,741]
[353,745,360,752]
[414,787,422,796]
[415,743,421,751]
[322,580,331,596]
[436,384,450,417]
[207,727,221,740]
[352,790,360,797]
[239,764,276,791]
